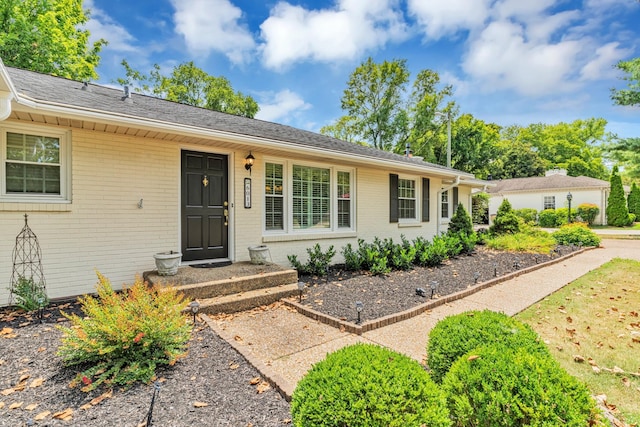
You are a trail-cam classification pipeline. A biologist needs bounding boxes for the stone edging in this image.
[284,247,594,335]
[200,313,296,401]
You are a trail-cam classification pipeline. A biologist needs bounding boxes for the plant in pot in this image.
[153,250,182,276]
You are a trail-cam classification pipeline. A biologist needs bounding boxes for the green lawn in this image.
[516,258,640,425]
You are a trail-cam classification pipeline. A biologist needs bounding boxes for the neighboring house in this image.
[0,61,489,303]
[487,169,611,225]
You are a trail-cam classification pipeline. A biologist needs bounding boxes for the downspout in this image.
[436,175,461,235]
[0,91,13,121]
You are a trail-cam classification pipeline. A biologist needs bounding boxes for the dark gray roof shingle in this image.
[6,66,469,176]
[487,174,609,193]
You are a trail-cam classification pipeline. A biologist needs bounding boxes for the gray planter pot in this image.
[153,251,182,276]
[248,245,270,264]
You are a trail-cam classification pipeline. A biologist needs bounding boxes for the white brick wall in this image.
[1,119,477,304]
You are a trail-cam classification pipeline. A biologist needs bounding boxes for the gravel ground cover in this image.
[0,305,291,426]
[298,246,577,324]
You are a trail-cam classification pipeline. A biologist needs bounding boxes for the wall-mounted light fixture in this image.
[245,152,255,175]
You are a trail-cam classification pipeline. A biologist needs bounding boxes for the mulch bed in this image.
[298,246,577,324]
[0,245,577,425]
[0,308,291,426]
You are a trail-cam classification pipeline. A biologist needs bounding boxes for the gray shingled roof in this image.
[6,66,471,177]
[487,174,609,193]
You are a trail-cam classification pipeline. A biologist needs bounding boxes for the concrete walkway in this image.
[203,239,640,399]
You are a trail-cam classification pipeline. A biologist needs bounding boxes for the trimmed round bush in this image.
[552,222,601,247]
[538,209,558,228]
[427,310,547,384]
[442,344,601,426]
[291,343,451,427]
[577,203,600,225]
[514,208,538,225]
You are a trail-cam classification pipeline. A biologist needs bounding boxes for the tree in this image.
[490,198,522,235]
[606,137,640,180]
[611,57,640,106]
[118,61,258,118]
[319,116,366,145]
[339,57,410,151]
[0,0,105,80]
[628,182,640,217]
[446,114,500,176]
[448,203,474,236]
[606,165,634,226]
[489,140,546,179]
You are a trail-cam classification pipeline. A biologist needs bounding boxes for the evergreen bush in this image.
[537,209,558,228]
[552,222,601,247]
[288,244,336,276]
[57,273,190,391]
[628,182,640,217]
[576,203,600,225]
[291,343,451,427]
[442,344,602,426]
[489,199,522,234]
[426,310,546,384]
[448,203,474,236]
[514,208,538,225]
[607,165,634,226]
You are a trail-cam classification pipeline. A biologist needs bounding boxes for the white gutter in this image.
[0,91,13,121]
[0,59,18,120]
[436,175,461,235]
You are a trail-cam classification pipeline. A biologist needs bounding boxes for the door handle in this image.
[224,208,229,226]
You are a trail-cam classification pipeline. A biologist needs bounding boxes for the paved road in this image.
[204,239,640,398]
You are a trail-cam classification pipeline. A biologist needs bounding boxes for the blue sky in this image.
[85,0,640,139]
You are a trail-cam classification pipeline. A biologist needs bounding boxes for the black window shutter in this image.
[422,178,430,222]
[453,187,459,208]
[390,174,398,223]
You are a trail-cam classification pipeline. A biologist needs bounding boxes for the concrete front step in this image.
[172,269,298,300]
[197,283,300,314]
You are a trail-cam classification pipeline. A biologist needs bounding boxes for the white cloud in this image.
[407,0,492,39]
[256,90,312,123]
[462,20,582,96]
[580,42,630,81]
[259,0,408,70]
[84,0,137,52]
[170,0,255,64]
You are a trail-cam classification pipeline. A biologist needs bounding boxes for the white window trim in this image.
[441,189,450,220]
[397,175,419,224]
[1,123,72,203]
[263,159,356,235]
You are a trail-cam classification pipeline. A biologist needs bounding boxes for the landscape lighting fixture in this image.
[245,152,255,174]
[355,301,363,324]
[416,287,427,297]
[566,192,573,223]
[493,262,498,277]
[189,300,200,324]
[474,272,480,284]
[297,281,305,302]
[37,296,44,323]
[430,281,438,299]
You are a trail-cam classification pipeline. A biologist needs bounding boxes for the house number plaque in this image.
[244,178,251,208]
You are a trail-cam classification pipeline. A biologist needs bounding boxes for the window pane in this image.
[5,163,60,194]
[441,191,449,218]
[265,196,283,230]
[265,163,284,230]
[398,178,416,219]
[7,132,60,163]
[293,165,330,229]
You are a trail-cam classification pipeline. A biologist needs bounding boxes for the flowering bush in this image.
[57,272,190,391]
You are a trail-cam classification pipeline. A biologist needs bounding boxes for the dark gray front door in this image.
[181,150,228,262]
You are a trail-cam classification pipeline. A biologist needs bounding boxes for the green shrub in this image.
[472,192,489,224]
[607,165,634,226]
[552,222,601,247]
[576,203,600,225]
[514,208,538,225]
[427,310,546,384]
[291,343,451,427]
[538,209,558,228]
[628,182,640,217]
[341,243,362,271]
[390,243,416,271]
[9,275,48,312]
[490,199,522,234]
[454,231,478,255]
[57,273,190,391]
[420,235,449,267]
[484,231,556,253]
[370,256,391,276]
[442,344,602,426]
[448,203,474,236]
[555,207,577,226]
[288,244,336,276]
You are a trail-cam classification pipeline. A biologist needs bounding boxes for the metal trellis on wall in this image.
[8,214,47,305]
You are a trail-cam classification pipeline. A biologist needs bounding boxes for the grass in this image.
[590,222,640,230]
[484,230,556,253]
[516,258,640,425]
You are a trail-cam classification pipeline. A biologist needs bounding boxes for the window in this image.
[1,126,70,201]
[264,162,354,233]
[265,163,284,230]
[293,165,330,229]
[398,178,416,219]
[337,171,351,228]
[544,196,555,210]
[441,190,449,218]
